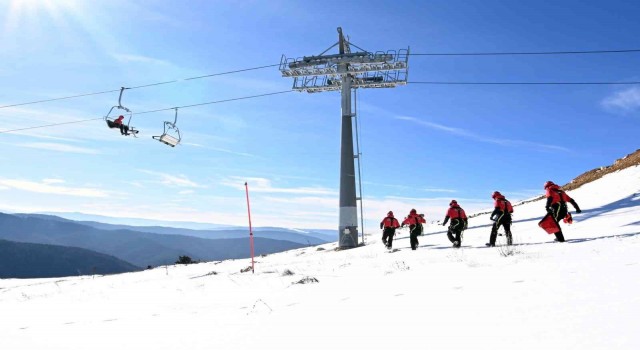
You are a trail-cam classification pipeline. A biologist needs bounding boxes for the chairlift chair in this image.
[104,87,138,137]
[153,108,181,147]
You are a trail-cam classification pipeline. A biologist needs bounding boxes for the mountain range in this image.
[0,239,139,278]
[0,213,334,278]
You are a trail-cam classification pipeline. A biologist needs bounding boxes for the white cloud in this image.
[160,175,200,188]
[17,142,100,154]
[602,87,640,113]
[222,176,337,195]
[0,178,109,198]
[263,196,336,208]
[207,146,259,158]
[422,188,457,193]
[178,190,195,195]
[42,178,65,185]
[397,116,570,152]
[125,181,145,188]
[111,53,172,66]
[139,170,203,188]
[182,142,204,148]
[363,181,457,193]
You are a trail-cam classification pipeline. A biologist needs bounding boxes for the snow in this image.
[1,166,639,349]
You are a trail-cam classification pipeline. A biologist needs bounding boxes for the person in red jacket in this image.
[112,115,130,135]
[402,209,426,250]
[544,181,582,242]
[379,211,400,249]
[487,191,513,247]
[442,200,468,248]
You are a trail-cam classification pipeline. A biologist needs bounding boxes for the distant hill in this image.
[17,214,336,244]
[468,148,640,218]
[561,148,640,191]
[37,212,232,230]
[74,224,334,245]
[0,213,307,267]
[0,239,140,278]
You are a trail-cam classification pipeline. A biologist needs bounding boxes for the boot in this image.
[488,232,498,247]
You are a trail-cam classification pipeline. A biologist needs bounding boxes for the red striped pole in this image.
[244,182,255,273]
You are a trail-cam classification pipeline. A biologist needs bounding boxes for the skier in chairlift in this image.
[113,115,129,135]
[109,115,130,135]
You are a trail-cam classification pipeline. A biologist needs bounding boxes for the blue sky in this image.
[1,0,638,231]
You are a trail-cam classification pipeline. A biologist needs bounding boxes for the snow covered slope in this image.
[1,166,639,350]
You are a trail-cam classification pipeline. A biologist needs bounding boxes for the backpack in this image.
[500,199,513,213]
[454,207,468,229]
[554,189,572,205]
[382,217,397,229]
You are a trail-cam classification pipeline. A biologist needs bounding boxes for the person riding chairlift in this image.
[111,115,130,135]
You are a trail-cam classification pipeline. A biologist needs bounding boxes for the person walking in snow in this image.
[380,211,401,249]
[442,200,468,248]
[487,191,513,247]
[543,181,582,242]
[402,209,426,250]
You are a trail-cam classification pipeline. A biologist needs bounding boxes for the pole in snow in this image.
[245,182,255,273]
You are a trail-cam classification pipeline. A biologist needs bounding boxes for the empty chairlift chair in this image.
[153,108,181,147]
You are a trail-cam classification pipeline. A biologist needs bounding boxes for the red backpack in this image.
[499,199,513,213]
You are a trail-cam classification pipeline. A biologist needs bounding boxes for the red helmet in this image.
[117,115,124,120]
[544,181,555,189]
[387,211,394,217]
[492,191,502,199]
[449,200,458,207]
[410,208,417,214]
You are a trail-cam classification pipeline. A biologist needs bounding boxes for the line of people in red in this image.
[380,181,581,249]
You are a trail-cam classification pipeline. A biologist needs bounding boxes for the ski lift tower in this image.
[280,27,409,248]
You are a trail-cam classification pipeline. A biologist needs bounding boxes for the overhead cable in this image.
[408,81,640,85]
[409,49,640,56]
[0,90,293,134]
[0,89,121,109]
[2,48,639,109]
[0,63,281,110]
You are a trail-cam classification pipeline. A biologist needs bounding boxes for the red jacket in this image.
[380,216,400,229]
[402,213,426,226]
[493,195,513,213]
[443,204,468,227]
[446,206,467,219]
[545,184,581,212]
[545,184,572,205]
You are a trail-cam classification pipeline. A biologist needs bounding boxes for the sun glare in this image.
[3,0,80,35]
